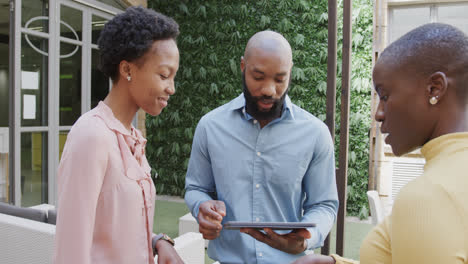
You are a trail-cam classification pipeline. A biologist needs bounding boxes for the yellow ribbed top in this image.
[333,132,468,264]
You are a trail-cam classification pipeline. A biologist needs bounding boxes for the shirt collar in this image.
[94,101,146,142]
[229,93,295,120]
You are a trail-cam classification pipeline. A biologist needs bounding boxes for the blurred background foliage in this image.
[147,0,373,218]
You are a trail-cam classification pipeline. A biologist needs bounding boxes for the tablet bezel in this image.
[223,221,316,230]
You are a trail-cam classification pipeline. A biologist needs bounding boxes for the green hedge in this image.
[147,0,373,218]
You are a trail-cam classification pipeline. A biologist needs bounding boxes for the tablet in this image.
[223,221,316,230]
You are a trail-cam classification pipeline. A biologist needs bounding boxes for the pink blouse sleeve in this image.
[54,118,109,264]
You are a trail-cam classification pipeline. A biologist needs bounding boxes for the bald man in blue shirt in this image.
[185,30,338,264]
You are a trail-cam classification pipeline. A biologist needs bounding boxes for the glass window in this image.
[438,4,468,35]
[0,150,7,203]
[96,0,128,10]
[59,131,68,161]
[21,34,48,127]
[22,0,49,33]
[60,5,82,41]
[389,6,431,43]
[0,0,9,128]
[0,69,7,127]
[21,132,48,207]
[60,42,82,126]
[0,0,10,203]
[92,15,108,45]
[91,48,109,108]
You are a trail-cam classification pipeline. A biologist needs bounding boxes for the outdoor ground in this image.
[154,197,373,264]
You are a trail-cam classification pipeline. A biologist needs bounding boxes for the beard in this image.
[242,71,290,121]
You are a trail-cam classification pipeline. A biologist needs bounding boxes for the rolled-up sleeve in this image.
[54,118,109,264]
[301,124,339,249]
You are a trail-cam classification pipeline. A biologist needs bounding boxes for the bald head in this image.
[244,30,292,64]
[377,23,468,101]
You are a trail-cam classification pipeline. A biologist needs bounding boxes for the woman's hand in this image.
[291,254,336,264]
[155,240,184,264]
[240,227,311,254]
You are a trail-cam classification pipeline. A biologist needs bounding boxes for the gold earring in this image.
[127,76,131,81]
[429,96,438,105]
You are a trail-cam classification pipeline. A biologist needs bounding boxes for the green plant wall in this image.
[147,0,373,218]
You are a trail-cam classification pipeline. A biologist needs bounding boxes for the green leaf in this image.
[182,67,192,79]
[293,34,305,47]
[194,36,207,45]
[298,0,311,11]
[230,31,241,43]
[317,80,327,95]
[278,0,289,10]
[319,12,328,23]
[318,114,326,121]
[202,106,211,114]
[184,127,193,139]
[169,111,181,124]
[198,66,207,80]
[195,5,207,18]
[240,4,248,17]
[260,15,271,28]
[258,0,270,8]
[279,18,292,31]
[301,12,314,22]
[209,53,218,65]
[305,67,318,79]
[182,144,191,154]
[209,83,219,94]
[229,59,238,75]
[181,97,191,108]
[224,83,234,93]
[171,142,180,155]
[181,35,193,45]
[350,151,357,164]
[183,158,190,169]
[358,206,369,220]
[292,67,306,82]
[227,19,236,28]
[214,31,225,40]
[178,3,189,15]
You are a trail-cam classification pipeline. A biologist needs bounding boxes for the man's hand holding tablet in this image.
[223,221,314,254]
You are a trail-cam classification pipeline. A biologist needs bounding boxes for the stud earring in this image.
[127,76,131,81]
[429,96,438,105]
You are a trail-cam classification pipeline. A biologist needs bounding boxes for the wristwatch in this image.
[152,233,175,256]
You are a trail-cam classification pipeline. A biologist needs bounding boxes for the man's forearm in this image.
[302,200,338,248]
[184,188,214,219]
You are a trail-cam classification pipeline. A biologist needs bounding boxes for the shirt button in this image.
[253,120,258,124]
[258,252,263,257]
[257,151,261,156]
[256,184,260,189]
[256,217,260,222]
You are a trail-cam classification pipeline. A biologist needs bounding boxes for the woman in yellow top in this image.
[293,23,468,264]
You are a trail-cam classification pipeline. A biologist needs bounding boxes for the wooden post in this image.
[336,0,353,256]
[322,0,338,255]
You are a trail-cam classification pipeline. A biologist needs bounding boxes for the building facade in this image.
[0,0,147,207]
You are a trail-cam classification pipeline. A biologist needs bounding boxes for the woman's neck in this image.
[430,105,468,140]
[103,83,139,132]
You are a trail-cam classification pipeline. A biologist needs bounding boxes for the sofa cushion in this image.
[0,202,47,223]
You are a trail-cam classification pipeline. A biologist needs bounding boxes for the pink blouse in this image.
[54,102,157,264]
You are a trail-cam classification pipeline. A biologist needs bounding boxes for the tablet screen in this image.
[223,221,316,230]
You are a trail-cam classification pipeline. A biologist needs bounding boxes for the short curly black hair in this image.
[97,6,179,82]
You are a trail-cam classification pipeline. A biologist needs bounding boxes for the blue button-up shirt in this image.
[185,94,338,264]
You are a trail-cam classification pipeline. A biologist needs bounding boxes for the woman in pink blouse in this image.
[54,6,183,264]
